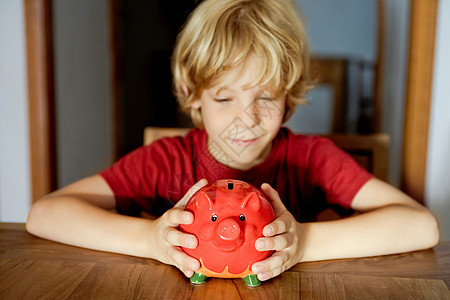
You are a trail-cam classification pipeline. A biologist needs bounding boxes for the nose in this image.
[217,218,241,241]
[242,101,262,128]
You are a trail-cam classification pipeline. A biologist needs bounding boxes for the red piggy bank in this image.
[180,179,275,286]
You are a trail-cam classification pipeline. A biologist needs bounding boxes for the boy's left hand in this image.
[252,183,305,281]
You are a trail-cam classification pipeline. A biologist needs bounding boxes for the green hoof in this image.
[190,272,207,284]
[243,274,261,287]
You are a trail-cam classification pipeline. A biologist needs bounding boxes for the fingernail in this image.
[187,237,196,248]
[256,240,265,250]
[265,227,273,236]
[253,265,262,273]
[259,273,269,281]
[190,261,199,270]
[184,213,193,223]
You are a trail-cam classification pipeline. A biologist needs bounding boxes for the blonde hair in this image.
[172,0,313,128]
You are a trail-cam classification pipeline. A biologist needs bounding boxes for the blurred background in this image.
[1,0,449,239]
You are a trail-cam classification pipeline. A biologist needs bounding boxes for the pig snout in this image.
[218,218,240,240]
[214,218,244,251]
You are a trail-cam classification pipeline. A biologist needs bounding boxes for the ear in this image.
[181,79,190,97]
[190,99,201,109]
[181,80,202,109]
[194,191,214,211]
[240,192,260,212]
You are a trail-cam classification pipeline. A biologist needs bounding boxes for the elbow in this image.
[26,198,52,237]
[420,210,440,249]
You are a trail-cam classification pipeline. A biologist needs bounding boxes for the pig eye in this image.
[239,214,245,221]
[211,214,218,222]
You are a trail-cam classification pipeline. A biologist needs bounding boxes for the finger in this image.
[253,252,288,280]
[255,233,292,251]
[165,207,194,226]
[168,247,200,277]
[175,179,208,208]
[257,256,291,281]
[251,261,269,275]
[258,268,280,281]
[165,227,198,249]
[263,217,289,237]
[252,251,285,272]
[261,183,287,214]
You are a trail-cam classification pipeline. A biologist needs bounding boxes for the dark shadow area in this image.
[116,0,199,156]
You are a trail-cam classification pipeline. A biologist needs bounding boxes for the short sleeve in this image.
[99,132,199,216]
[307,137,374,208]
[99,145,159,216]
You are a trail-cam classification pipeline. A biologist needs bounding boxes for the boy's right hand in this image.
[148,179,208,277]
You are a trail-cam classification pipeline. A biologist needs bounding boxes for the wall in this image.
[0,0,113,222]
[296,0,376,60]
[0,1,30,222]
[426,0,450,240]
[288,0,377,134]
[379,0,411,187]
[53,0,114,187]
[291,0,410,188]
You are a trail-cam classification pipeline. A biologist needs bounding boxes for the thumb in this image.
[261,183,287,215]
[175,179,208,208]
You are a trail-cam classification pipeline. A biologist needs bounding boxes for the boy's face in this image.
[191,57,286,170]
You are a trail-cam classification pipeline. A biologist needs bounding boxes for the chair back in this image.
[323,133,389,181]
[144,126,389,181]
[144,127,389,220]
[144,127,191,146]
[310,57,348,133]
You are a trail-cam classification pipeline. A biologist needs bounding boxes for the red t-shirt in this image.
[100,127,373,222]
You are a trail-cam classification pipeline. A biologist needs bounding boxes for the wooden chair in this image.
[144,127,389,220]
[144,126,390,181]
[310,57,349,133]
[322,133,390,181]
[144,126,190,145]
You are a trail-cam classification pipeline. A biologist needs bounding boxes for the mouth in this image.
[229,137,260,147]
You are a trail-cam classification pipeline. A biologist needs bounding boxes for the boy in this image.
[27,0,439,282]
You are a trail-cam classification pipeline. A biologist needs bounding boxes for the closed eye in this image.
[258,97,274,101]
[257,92,275,101]
[214,98,232,103]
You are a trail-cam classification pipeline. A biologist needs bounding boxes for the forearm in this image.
[26,196,154,258]
[300,204,440,262]
[252,181,440,281]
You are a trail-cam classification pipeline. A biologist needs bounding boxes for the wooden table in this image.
[1,223,449,299]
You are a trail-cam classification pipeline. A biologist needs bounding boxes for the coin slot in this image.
[228,181,234,190]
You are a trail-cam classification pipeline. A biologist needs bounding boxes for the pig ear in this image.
[240,192,260,211]
[194,191,214,211]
